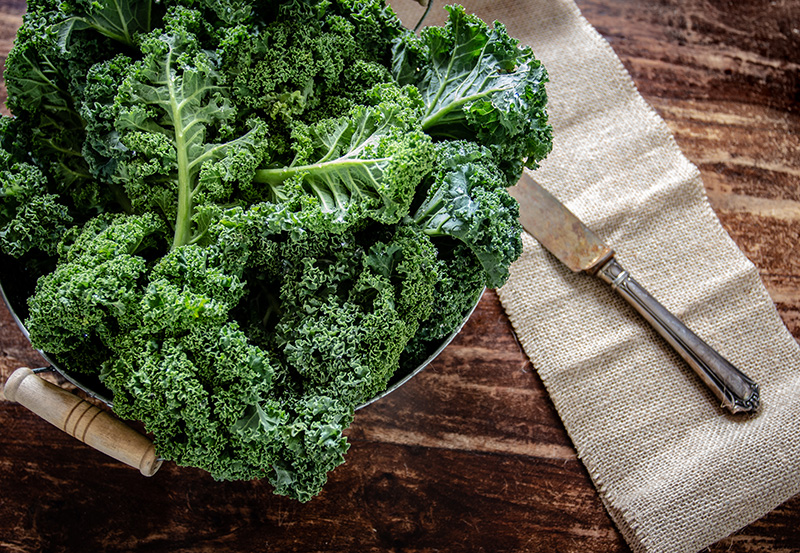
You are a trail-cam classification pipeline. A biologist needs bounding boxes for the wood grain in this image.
[1,1,799,552]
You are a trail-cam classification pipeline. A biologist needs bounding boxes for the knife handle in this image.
[596,258,760,413]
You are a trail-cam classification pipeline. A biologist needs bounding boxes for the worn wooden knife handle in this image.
[596,258,760,414]
[4,368,162,476]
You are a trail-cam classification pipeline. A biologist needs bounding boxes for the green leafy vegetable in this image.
[396,4,552,181]
[408,140,522,288]
[252,86,434,231]
[56,0,157,48]
[0,122,73,257]
[0,0,552,502]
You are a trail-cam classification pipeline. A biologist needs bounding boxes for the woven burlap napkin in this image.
[389,1,800,551]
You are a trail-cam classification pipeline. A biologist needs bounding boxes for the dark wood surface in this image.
[1,1,799,551]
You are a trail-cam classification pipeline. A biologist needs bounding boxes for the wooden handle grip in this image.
[4,368,162,476]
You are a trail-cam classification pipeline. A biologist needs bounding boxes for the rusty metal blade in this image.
[510,173,614,273]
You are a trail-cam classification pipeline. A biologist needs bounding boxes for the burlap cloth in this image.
[389,1,800,552]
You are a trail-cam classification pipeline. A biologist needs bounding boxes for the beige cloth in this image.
[389,1,800,552]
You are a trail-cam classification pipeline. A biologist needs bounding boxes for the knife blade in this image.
[510,172,760,414]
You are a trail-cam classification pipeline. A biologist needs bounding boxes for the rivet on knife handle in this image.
[596,258,759,413]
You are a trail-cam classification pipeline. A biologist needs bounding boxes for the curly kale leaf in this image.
[78,53,134,191]
[252,86,435,232]
[267,394,352,503]
[56,0,158,49]
[2,6,109,211]
[396,4,552,182]
[103,322,280,481]
[218,1,400,124]
[25,213,165,359]
[4,6,84,121]
[109,18,270,249]
[0,132,73,257]
[266,224,438,406]
[402,242,485,368]
[408,141,523,288]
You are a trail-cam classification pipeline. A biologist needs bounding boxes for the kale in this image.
[0,0,552,501]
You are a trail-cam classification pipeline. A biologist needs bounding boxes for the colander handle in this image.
[4,367,162,476]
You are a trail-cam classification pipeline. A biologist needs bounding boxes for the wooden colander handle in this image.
[4,367,162,476]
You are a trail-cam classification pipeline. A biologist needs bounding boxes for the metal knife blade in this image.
[510,173,614,273]
[510,173,760,414]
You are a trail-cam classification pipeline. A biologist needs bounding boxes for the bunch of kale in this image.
[0,0,551,501]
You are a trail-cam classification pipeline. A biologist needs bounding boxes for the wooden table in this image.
[1,1,798,551]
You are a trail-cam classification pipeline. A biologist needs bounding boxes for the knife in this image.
[510,173,760,414]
